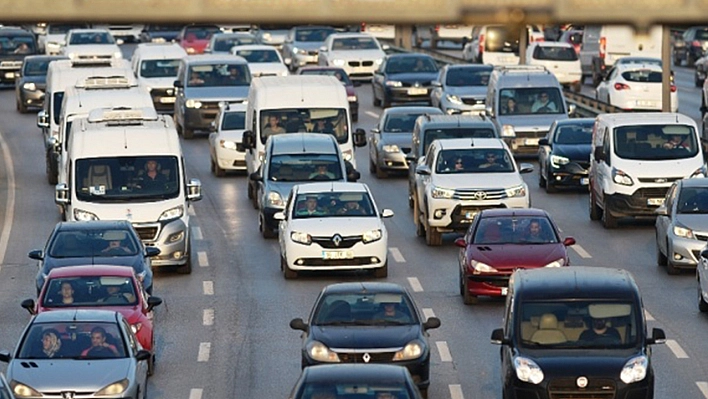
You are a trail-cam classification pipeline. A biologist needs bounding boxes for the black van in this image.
[491,267,665,399]
[0,27,38,87]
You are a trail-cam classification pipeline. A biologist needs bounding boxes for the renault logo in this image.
[362,353,371,363]
[473,191,487,200]
[576,376,588,388]
[654,178,667,183]
[62,392,75,399]
[332,234,342,247]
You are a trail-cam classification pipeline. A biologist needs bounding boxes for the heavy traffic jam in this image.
[0,21,708,399]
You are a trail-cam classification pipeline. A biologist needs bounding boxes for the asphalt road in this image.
[0,42,707,399]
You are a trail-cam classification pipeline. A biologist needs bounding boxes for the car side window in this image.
[602,128,611,166]
[121,319,138,353]
[665,183,678,213]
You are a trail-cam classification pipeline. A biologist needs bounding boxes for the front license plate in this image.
[647,198,665,206]
[501,287,508,296]
[524,138,539,146]
[408,88,427,95]
[322,250,354,260]
[580,177,589,185]
[159,97,176,104]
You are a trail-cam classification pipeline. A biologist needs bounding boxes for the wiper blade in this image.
[316,321,361,326]
[359,319,410,326]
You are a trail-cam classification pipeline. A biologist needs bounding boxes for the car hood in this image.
[445,86,487,98]
[266,181,299,202]
[293,42,323,51]
[21,75,46,85]
[329,49,385,60]
[675,214,708,231]
[310,325,420,349]
[470,243,567,269]
[498,114,568,131]
[212,129,245,142]
[8,358,133,392]
[379,133,413,149]
[183,86,249,101]
[139,77,178,90]
[289,217,383,236]
[552,144,592,162]
[248,63,288,77]
[524,348,642,377]
[433,172,523,190]
[386,72,438,84]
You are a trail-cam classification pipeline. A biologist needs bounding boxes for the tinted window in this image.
[384,114,424,132]
[53,91,64,124]
[435,148,514,174]
[268,154,342,182]
[613,124,699,160]
[568,32,583,44]
[48,24,90,34]
[48,228,139,257]
[260,108,349,144]
[24,58,51,76]
[533,45,578,61]
[214,36,256,52]
[0,35,35,55]
[473,215,557,244]
[42,276,138,308]
[313,292,418,325]
[295,27,336,42]
[423,128,496,151]
[222,111,246,130]
[499,88,565,115]
[485,26,519,53]
[676,187,708,214]
[554,123,593,144]
[696,29,708,40]
[621,69,662,83]
[292,191,375,218]
[331,37,379,50]
[187,63,250,87]
[68,32,115,45]
[445,67,491,87]
[233,49,281,63]
[140,59,180,78]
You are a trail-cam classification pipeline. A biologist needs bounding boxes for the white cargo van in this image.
[580,25,663,87]
[38,58,133,184]
[55,107,203,273]
[241,75,367,201]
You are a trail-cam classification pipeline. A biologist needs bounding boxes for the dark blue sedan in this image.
[372,53,439,108]
[537,118,595,193]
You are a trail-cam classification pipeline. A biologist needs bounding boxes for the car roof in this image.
[68,29,111,34]
[435,137,505,150]
[295,182,368,195]
[514,266,639,301]
[383,106,443,117]
[269,133,338,155]
[419,114,493,128]
[322,282,408,295]
[445,64,493,70]
[678,177,708,188]
[479,208,550,218]
[56,220,134,231]
[47,265,136,279]
[0,27,34,36]
[134,43,187,58]
[182,54,248,64]
[213,32,255,39]
[33,308,121,323]
[303,364,409,383]
[598,112,695,125]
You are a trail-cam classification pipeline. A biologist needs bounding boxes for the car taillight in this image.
[693,40,701,47]
[360,22,366,32]
[434,24,440,32]
[479,33,485,54]
[599,36,606,60]
[671,84,677,93]
[614,83,630,90]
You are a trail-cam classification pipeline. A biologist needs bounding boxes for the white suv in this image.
[413,138,533,246]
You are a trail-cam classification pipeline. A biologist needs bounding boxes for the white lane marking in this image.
[203,281,214,296]
[696,382,708,399]
[436,341,453,362]
[188,206,196,216]
[666,339,689,359]
[192,226,203,240]
[189,389,203,399]
[407,277,423,292]
[645,310,655,321]
[365,111,379,119]
[0,130,16,267]
[389,247,405,263]
[571,244,592,259]
[203,309,214,326]
[422,308,436,319]
[449,384,464,399]
[197,342,211,362]
[198,251,209,267]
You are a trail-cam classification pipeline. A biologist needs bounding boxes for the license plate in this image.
[580,177,589,185]
[647,198,665,206]
[501,287,508,296]
[524,138,539,146]
[408,88,427,95]
[4,72,14,79]
[322,250,354,260]
[637,100,656,107]
[159,97,176,104]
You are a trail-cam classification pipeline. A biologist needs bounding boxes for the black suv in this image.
[0,27,38,87]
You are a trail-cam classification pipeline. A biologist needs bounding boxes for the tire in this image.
[17,99,27,114]
[373,88,381,107]
[461,270,478,305]
[212,159,226,177]
[260,213,276,239]
[369,158,376,174]
[182,128,194,139]
[46,151,58,185]
[545,171,558,193]
[665,241,680,275]
[538,167,546,188]
[373,261,388,278]
[408,194,414,209]
[699,280,708,313]
[176,258,192,274]
[382,95,391,109]
[419,387,428,399]
[147,353,155,376]
[375,164,387,178]
[601,196,618,229]
[424,218,442,246]
[247,181,254,199]
[283,256,298,279]
[589,189,602,221]
[414,197,425,237]
[656,234,667,266]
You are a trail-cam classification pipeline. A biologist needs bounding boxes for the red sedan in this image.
[22,265,162,374]
[455,208,575,305]
[177,24,222,55]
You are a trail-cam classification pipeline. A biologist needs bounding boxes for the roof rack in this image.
[495,65,549,75]
[87,107,159,125]
[75,75,136,89]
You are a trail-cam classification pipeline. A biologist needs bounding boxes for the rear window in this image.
[533,46,577,61]
[621,70,662,83]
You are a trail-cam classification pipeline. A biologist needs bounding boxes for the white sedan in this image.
[318,33,387,81]
[525,42,582,91]
[230,44,289,77]
[275,182,393,279]
[61,28,123,60]
[596,63,678,112]
[208,102,247,176]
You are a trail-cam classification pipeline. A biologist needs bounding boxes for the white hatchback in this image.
[525,42,582,91]
[230,44,289,77]
[275,182,393,279]
[61,29,123,60]
[208,102,247,176]
[596,63,678,112]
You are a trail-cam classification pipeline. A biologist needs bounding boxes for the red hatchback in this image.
[21,265,162,373]
[177,24,222,55]
[455,208,575,305]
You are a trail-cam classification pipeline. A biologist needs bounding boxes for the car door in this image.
[278,189,295,254]
[369,114,384,164]
[595,127,612,204]
[656,182,679,255]
[372,59,386,100]
[539,121,556,177]
[596,67,613,102]
[416,144,436,214]
[121,318,148,391]
[174,63,187,126]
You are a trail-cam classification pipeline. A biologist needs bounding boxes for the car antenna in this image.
[301,134,306,153]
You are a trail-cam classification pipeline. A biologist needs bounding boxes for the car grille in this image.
[334,351,396,363]
[453,187,508,201]
[401,147,412,154]
[0,60,22,69]
[132,224,160,241]
[515,130,548,139]
[694,233,708,242]
[637,176,683,183]
[200,101,221,110]
[461,97,485,105]
[307,50,318,55]
[632,187,669,200]
[312,235,362,249]
[296,257,378,266]
[348,60,374,67]
[77,55,113,60]
[401,81,431,88]
[151,87,175,97]
[547,377,616,399]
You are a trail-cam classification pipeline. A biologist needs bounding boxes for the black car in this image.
[28,220,159,295]
[491,267,666,399]
[290,282,440,397]
[673,26,708,67]
[537,118,594,193]
[288,364,423,399]
[0,27,38,87]
[15,55,66,113]
[140,25,184,43]
[372,53,439,108]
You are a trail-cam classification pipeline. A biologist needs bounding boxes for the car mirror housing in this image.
[538,138,549,146]
[648,328,666,345]
[173,79,183,88]
[423,317,441,330]
[249,172,263,182]
[655,205,668,216]
[0,350,11,363]
[518,163,534,174]
[563,237,576,246]
[594,146,605,162]
[21,298,36,315]
[28,249,43,260]
[454,237,466,248]
[273,212,286,221]
[290,318,309,332]
[380,209,394,218]
[145,247,161,257]
[135,349,151,361]
[490,328,510,345]
[147,296,163,311]
[241,130,255,150]
[415,165,431,176]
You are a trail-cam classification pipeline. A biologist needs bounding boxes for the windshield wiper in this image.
[357,319,410,326]
[316,321,361,326]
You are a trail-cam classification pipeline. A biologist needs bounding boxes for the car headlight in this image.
[501,124,516,138]
[185,99,202,109]
[159,205,184,221]
[332,59,345,66]
[74,208,99,221]
[95,379,129,396]
[362,229,382,243]
[262,32,272,40]
[550,155,570,168]
[306,340,340,362]
[342,149,353,161]
[113,51,123,59]
[612,167,634,186]
[219,139,238,150]
[514,356,544,384]
[382,144,400,153]
[392,340,424,361]
[431,185,455,199]
[267,191,284,207]
[66,52,76,59]
[446,94,463,104]
[131,322,143,333]
[11,381,41,398]
[23,82,36,91]
[471,260,498,273]
[186,47,196,54]
[347,95,357,102]
[544,258,566,268]
[291,231,312,245]
[673,224,694,239]
[505,184,527,198]
[374,58,384,65]
[293,46,306,55]
[690,165,707,178]
[620,355,648,384]
[385,80,403,87]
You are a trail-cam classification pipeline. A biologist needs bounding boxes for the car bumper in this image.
[427,199,530,232]
[214,144,247,171]
[134,218,190,267]
[285,238,388,271]
[605,189,669,218]
[339,63,378,80]
[303,353,431,389]
[466,273,512,297]
[149,88,177,113]
[184,106,219,131]
[384,87,432,103]
[0,69,20,86]
[548,162,590,187]
[377,150,410,172]
[441,98,485,115]
[504,373,653,399]
[667,234,706,268]
[292,53,319,67]
[554,71,582,85]
[506,133,548,154]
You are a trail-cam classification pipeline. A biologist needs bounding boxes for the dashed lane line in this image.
[389,247,405,263]
[198,252,209,267]
[192,226,203,240]
[436,341,453,362]
[203,281,214,296]
[365,111,379,119]
[696,382,708,399]
[197,342,211,362]
[666,339,689,359]
[0,129,16,268]
[422,308,436,319]
[203,309,214,326]
[189,389,203,399]
[449,384,464,399]
[407,277,423,292]
[571,244,592,259]
[645,310,655,321]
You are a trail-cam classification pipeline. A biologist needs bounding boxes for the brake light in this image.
[693,40,701,47]
[599,37,606,60]
[614,83,630,90]
[434,24,440,32]
[479,33,485,54]
[671,84,677,93]
[360,22,366,32]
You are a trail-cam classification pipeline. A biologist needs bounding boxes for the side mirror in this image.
[490,328,510,345]
[405,153,417,162]
[371,127,380,134]
[28,249,43,260]
[319,46,327,52]
[209,121,217,132]
[249,172,262,182]
[563,237,576,246]
[203,48,212,54]
[485,106,493,117]
[648,328,666,345]
[347,170,361,182]
[173,80,183,88]
[423,316,441,330]
[186,178,202,201]
[518,163,534,174]
[568,103,576,116]
[538,138,549,146]
[273,212,285,221]
[147,296,163,311]
[593,146,605,162]
[55,182,69,205]
[454,237,466,248]
[701,248,708,259]
[380,209,394,218]
[21,299,36,315]
[135,349,151,361]
[145,247,161,257]
[242,130,255,150]
[655,205,668,216]
[431,80,442,87]
[289,317,309,332]
[353,128,367,147]
[415,164,431,176]
[37,110,49,128]
[0,350,11,363]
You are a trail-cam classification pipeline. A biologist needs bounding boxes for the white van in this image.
[241,75,366,201]
[130,43,187,113]
[38,58,133,184]
[589,113,706,228]
[580,25,663,86]
[56,107,203,273]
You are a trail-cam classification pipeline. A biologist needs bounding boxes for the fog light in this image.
[555,176,562,181]
[386,161,393,166]
[433,209,446,219]
[371,257,378,263]
[297,259,304,265]
[674,253,683,260]
[173,251,182,259]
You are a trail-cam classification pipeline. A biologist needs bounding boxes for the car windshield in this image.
[260,108,349,144]
[233,49,281,63]
[533,45,578,61]
[621,69,662,83]
[292,191,375,218]
[436,148,515,174]
[139,59,180,78]
[313,293,418,326]
[423,128,496,152]
[554,122,593,144]
[518,301,639,349]
[24,58,51,76]
[499,88,565,115]
[48,228,140,257]
[184,26,221,40]
[299,383,413,399]
[18,322,128,360]
[187,63,251,87]
[385,57,438,74]
[75,156,180,202]
[331,37,379,51]
[48,24,89,34]
[295,27,336,42]
[268,154,343,182]
[445,67,491,87]
[222,111,246,130]
[613,124,699,160]
[68,32,115,45]
[214,36,256,52]
[42,276,139,308]
[299,69,353,85]
[383,113,425,133]
[0,35,36,55]
[677,187,708,214]
[473,215,558,244]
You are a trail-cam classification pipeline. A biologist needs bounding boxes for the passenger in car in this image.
[32,329,65,358]
[80,327,119,358]
[531,91,558,113]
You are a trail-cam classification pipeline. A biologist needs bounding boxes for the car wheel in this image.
[182,128,194,139]
[688,53,696,67]
[147,353,155,376]
[656,233,667,266]
[382,94,391,109]
[665,241,680,275]
[699,279,708,312]
[696,73,703,88]
[373,88,381,107]
[461,271,478,305]
[545,171,558,193]
[413,197,425,237]
[369,158,376,174]
[17,99,28,114]
[247,181,254,199]
[373,261,388,278]
[47,151,58,185]
[589,189,602,221]
[424,218,442,246]
[673,54,681,66]
[283,256,298,279]
[176,257,192,274]
[213,159,226,177]
[601,196,618,229]
[376,164,387,178]
[260,213,276,239]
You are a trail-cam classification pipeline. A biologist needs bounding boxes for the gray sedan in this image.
[656,177,708,274]
[0,309,150,399]
[430,64,492,115]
